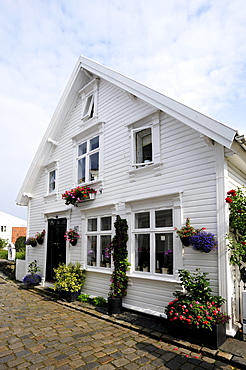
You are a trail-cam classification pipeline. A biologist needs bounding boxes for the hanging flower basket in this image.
[62,186,96,206]
[25,238,37,248]
[64,229,80,246]
[174,218,205,247]
[190,231,217,253]
[35,230,46,245]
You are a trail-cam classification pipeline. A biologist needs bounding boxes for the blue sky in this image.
[0,0,245,219]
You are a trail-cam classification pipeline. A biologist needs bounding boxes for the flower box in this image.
[62,186,96,206]
[167,321,226,349]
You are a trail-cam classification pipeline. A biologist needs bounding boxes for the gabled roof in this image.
[16,55,241,206]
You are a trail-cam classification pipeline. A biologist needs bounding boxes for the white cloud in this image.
[0,0,246,218]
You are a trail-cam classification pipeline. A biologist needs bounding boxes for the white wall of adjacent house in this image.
[26,77,230,316]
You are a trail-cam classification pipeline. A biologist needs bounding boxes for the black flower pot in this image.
[36,237,44,245]
[180,237,191,247]
[70,239,77,246]
[167,321,226,349]
[60,290,80,302]
[30,241,37,247]
[108,297,122,315]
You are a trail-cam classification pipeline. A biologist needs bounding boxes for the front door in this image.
[46,218,67,281]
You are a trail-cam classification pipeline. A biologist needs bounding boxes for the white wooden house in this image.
[0,211,27,243]
[16,56,246,336]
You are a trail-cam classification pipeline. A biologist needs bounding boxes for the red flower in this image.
[227,189,237,196]
[225,197,233,203]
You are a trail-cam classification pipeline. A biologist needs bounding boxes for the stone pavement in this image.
[0,276,244,370]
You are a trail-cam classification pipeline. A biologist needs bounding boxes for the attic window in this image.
[79,78,99,122]
[82,94,95,120]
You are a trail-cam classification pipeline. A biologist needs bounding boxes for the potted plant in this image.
[88,249,96,266]
[104,246,111,268]
[25,237,37,248]
[165,269,230,349]
[64,229,80,246]
[35,230,45,245]
[62,186,96,206]
[53,262,86,302]
[108,216,130,314]
[175,218,205,246]
[23,260,42,288]
[225,188,246,274]
[190,231,217,253]
[162,249,173,274]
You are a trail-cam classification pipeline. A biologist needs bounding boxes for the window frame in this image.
[132,126,153,166]
[79,79,99,122]
[128,112,161,176]
[133,208,175,276]
[48,169,56,194]
[86,215,113,269]
[77,135,100,184]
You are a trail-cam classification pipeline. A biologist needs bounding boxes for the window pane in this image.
[89,152,99,181]
[90,136,99,151]
[155,210,173,227]
[100,235,111,267]
[49,170,56,193]
[155,233,173,274]
[83,95,93,117]
[135,234,150,272]
[135,212,150,229]
[136,128,152,163]
[88,218,97,231]
[78,157,86,183]
[87,235,97,266]
[78,142,87,156]
[101,216,111,231]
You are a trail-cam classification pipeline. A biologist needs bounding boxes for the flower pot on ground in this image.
[60,290,80,302]
[23,260,42,288]
[167,321,226,349]
[108,216,130,315]
[108,297,122,315]
[165,269,230,349]
[53,262,86,302]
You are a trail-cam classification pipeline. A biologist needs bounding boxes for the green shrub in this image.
[0,238,7,250]
[16,250,26,260]
[15,236,26,252]
[77,294,107,307]
[0,250,8,259]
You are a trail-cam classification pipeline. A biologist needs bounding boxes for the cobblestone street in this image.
[0,279,237,369]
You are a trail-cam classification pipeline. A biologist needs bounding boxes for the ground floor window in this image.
[134,209,173,274]
[86,216,112,268]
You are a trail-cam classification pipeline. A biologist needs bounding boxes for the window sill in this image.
[128,161,162,182]
[129,271,178,283]
[44,192,59,200]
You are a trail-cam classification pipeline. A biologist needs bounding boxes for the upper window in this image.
[48,170,56,193]
[86,216,112,268]
[129,112,160,171]
[78,135,99,184]
[1,226,6,232]
[79,79,99,122]
[82,94,95,120]
[134,209,173,275]
[134,127,153,165]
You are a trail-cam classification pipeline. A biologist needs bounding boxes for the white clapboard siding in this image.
[26,77,233,315]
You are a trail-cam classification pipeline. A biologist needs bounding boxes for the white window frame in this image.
[132,126,153,166]
[44,161,59,197]
[79,79,99,122]
[86,215,113,269]
[72,122,104,186]
[48,169,56,193]
[128,112,161,178]
[133,208,174,275]
[77,135,100,184]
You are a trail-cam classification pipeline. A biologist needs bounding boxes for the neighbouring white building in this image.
[0,211,27,243]
[16,56,246,336]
